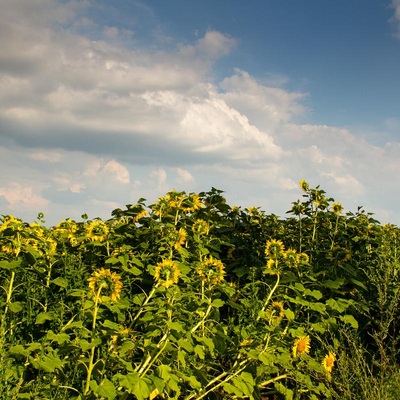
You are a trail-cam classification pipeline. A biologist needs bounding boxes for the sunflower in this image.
[88,268,123,302]
[264,258,278,275]
[331,202,343,215]
[0,214,24,232]
[133,208,148,223]
[296,252,309,265]
[267,301,285,324]
[153,259,180,288]
[292,336,311,358]
[284,248,298,268]
[109,327,132,353]
[86,220,109,242]
[192,219,210,236]
[174,228,187,249]
[322,352,336,374]
[265,239,285,258]
[197,257,225,284]
[299,180,310,192]
[182,194,203,213]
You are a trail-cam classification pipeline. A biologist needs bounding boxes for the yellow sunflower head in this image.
[192,219,210,236]
[322,352,336,374]
[265,239,285,258]
[296,252,309,265]
[197,257,225,284]
[182,194,204,213]
[331,202,343,215]
[265,258,278,274]
[133,208,148,223]
[173,228,187,249]
[153,259,180,288]
[267,301,285,325]
[88,268,123,302]
[292,335,311,358]
[284,248,298,268]
[86,220,109,242]
[299,180,310,192]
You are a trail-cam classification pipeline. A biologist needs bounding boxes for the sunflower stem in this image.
[257,273,280,321]
[83,285,103,396]
[129,284,159,329]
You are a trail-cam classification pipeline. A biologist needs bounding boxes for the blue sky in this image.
[0,0,400,225]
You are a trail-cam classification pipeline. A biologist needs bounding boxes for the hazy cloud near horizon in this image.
[1,0,400,225]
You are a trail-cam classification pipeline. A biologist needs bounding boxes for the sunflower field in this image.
[1,182,400,399]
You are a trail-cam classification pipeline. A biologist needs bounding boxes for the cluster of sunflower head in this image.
[264,239,309,275]
[0,215,57,258]
[152,256,226,289]
[292,335,336,380]
[151,190,204,218]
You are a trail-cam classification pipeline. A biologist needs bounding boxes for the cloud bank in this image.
[0,1,399,225]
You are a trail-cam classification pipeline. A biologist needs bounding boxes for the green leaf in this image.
[119,341,135,356]
[275,382,293,400]
[177,349,186,368]
[326,298,352,313]
[117,372,140,391]
[0,259,21,270]
[309,302,326,313]
[177,338,193,352]
[46,330,70,344]
[184,375,202,389]
[304,289,323,300]
[284,308,295,320]
[31,353,63,372]
[223,382,244,397]
[97,378,117,400]
[211,298,225,307]
[51,277,68,288]
[9,345,29,357]
[132,378,151,400]
[194,345,205,359]
[323,279,345,289]
[168,321,184,332]
[196,336,214,353]
[339,314,359,329]
[9,301,24,313]
[156,364,172,381]
[79,338,102,352]
[232,373,255,399]
[35,312,55,324]
[102,319,122,331]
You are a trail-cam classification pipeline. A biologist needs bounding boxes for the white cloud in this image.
[0,1,400,225]
[0,182,49,213]
[150,168,168,190]
[175,168,194,184]
[390,0,400,38]
[220,69,308,127]
[29,151,62,163]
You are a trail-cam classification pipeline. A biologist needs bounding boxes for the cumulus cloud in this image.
[0,182,49,212]
[390,0,400,38]
[0,1,399,225]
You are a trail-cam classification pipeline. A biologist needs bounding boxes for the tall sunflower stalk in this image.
[83,269,123,396]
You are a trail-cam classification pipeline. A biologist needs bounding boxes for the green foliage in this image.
[0,184,399,399]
